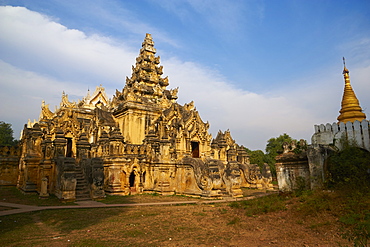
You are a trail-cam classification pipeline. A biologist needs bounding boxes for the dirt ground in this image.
[0,189,351,246]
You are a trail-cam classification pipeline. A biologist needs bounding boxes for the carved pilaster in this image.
[76,133,91,161]
[53,129,67,158]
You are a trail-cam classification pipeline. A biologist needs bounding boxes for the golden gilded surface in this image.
[12,33,273,200]
[337,62,366,123]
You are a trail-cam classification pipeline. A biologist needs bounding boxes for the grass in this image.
[227,217,240,225]
[0,186,360,246]
[0,186,76,206]
[229,193,288,216]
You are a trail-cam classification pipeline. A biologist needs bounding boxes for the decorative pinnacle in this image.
[141,33,156,53]
[342,57,350,84]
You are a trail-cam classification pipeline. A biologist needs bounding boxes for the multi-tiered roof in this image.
[112,33,178,110]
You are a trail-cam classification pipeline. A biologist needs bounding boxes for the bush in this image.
[327,146,370,190]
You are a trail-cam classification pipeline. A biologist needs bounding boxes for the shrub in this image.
[327,146,370,190]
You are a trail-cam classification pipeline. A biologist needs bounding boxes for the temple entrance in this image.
[191,141,200,158]
[66,138,73,157]
[129,171,136,193]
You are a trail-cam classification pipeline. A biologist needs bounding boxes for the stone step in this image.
[76,191,89,196]
[73,167,90,200]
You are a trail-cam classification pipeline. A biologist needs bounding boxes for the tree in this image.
[265,133,293,157]
[265,133,295,177]
[245,148,268,170]
[0,121,18,146]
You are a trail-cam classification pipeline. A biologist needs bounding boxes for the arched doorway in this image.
[191,141,200,158]
[129,171,136,193]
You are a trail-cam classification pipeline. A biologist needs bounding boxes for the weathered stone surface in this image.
[276,140,310,192]
[2,33,272,201]
[0,146,20,186]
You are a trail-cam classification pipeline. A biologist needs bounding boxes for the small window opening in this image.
[66,138,73,157]
[191,141,200,158]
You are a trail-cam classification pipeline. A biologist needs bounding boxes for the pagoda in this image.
[112,33,178,144]
[337,58,366,123]
[11,33,273,201]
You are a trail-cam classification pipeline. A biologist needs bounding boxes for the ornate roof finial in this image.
[337,59,366,123]
[342,57,350,84]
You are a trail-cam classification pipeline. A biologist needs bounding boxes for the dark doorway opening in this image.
[66,138,73,157]
[191,141,200,158]
[129,171,136,187]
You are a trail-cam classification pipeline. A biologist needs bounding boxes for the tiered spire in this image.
[112,33,177,108]
[126,33,169,92]
[337,58,366,123]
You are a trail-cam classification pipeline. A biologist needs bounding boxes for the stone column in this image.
[76,133,91,161]
[91,158,105,199]
[59,157,77,201]
[307,144,334,190]
[53,129,67,158]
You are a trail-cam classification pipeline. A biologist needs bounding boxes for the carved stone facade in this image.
[0,146,21,186]
[15,34,272,201]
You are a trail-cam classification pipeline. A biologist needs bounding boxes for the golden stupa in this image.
[337,58,366,123]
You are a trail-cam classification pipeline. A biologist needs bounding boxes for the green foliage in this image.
[0,121,18,146]
[327,146,370,190]
[245,133,296,177]
[294,190,335,216]
[340,212,370,247]
[323,138,370,245]
[245,148,267,170]
[293,176,309,196]
[265,133,295,177]
[265,133,294,156]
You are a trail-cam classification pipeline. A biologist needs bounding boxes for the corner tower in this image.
[337,58,366,123]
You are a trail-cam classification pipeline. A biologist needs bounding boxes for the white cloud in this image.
[162,58,318,149]
[0,6,135,87]
[0,60,69,138]
[1,5,370,151]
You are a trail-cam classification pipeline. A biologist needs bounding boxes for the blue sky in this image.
[0,0,369,150]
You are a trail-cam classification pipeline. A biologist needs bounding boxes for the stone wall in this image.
[312,120,370,151]
[276,150,310,192]
[0,146,21,186]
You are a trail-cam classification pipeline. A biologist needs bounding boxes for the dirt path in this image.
[0,193,271,216]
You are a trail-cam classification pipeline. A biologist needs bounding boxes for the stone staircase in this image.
[75,166,90,201]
